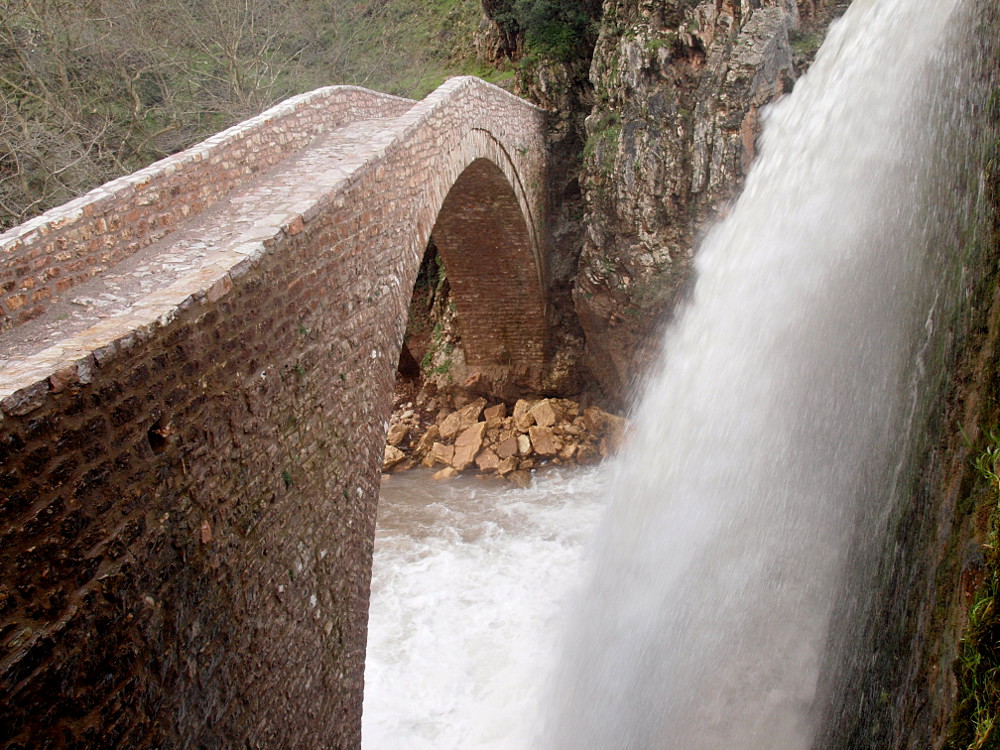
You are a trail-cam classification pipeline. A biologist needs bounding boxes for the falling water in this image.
[543,1,988,748]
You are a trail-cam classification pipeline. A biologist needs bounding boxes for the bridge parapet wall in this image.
[0,77,546,747]
[0,87,414,334]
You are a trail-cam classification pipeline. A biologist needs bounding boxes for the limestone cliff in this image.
[479,0,846,404]
[576,0,846,401]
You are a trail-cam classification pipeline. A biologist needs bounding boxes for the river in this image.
[362,466,608,749]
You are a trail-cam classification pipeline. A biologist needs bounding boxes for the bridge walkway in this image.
[0,76,549,748]
[0,112,414,369]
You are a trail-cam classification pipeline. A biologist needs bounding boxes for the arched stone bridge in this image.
[0,77,548,747]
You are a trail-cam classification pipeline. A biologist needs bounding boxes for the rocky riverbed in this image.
[382,394,627,487]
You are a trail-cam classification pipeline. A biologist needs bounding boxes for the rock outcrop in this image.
[383,396,628,486]
[575,0,809,400]
[478,0,846,407]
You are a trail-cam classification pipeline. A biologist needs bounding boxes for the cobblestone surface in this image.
[0,77,547,748]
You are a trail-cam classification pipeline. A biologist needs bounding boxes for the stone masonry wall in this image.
[0,77,546,748]
[0,87,415,335]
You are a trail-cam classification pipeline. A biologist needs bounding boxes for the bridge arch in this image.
[400,127,548,395]
[0,77,548,747]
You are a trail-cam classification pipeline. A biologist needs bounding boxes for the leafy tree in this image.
[481,0,601,62]
[514,0,599,61]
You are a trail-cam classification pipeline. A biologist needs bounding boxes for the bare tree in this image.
[0,0,485,230]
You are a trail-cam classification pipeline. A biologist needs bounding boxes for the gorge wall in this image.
[483,0,848,403]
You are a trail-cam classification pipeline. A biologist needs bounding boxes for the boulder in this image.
[497,456,519,475]
[584,406,629,455]
[452,421,488,470]
[529,425,558,456]
[496,435,519,460]
[433,467,459,480]
[395,457,416,472]
[475,448,501,472]
[484,403,507,421]
[517,433,532,456]
[562,423,582,437]
[383,445,406,472]
[554,399,579,419]
[558,442,578,461]
[413,425,440,458]
[513,399,536,431]
[386,422,409,446]
[430,442,455,466]
[576,443,601,465]
[529,399,559,428]
[439,397,487,439]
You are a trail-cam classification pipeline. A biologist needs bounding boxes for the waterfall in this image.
[544,1,989,747]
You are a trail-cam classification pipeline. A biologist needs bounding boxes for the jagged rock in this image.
[558,442,578,461]
[529,425,558,456]
[430,441,455,466]
[475,447,501,472]
[600,437,619,459]
[507,470,532,488]
[496,435,519,460]
[384,393,629,476]
[517,433,532,456]
[513,399,536,431]
[529,399,559,428]
[554,399,580,419]
[452,421,488,470]
[584,406,628,453]
[497,456,519,475]
[386,422,409,446]
[383,445,406,472]
[484,403,507,420]
[433,467,459,480]
[575,0,801,403]
[439,397,487,439]
[413,425,440,458]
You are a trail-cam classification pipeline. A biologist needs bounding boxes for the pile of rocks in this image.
[382,397,628,486]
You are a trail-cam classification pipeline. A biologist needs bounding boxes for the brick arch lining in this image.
[429,156,547,391]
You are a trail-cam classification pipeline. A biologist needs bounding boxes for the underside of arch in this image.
[430,157,548,395]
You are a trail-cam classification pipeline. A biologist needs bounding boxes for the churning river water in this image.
[362,467,608,749]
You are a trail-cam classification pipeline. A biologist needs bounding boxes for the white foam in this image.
[363,467,608,749]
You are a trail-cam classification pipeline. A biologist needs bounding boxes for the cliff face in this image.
[477,0,845,404]
[575,0,845,401]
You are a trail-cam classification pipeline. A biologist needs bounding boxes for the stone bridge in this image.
[0,77,548,747]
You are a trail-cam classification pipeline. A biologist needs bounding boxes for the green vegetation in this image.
[583,111,622,179]
[947,80,1000,749]
[789,29,824,59]
[515,0,597,61]
[483,0,601,62]
[946,429,1000,750]
[0,0,499,230]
